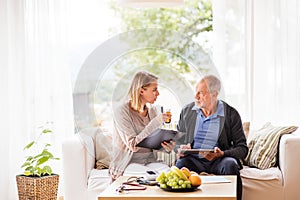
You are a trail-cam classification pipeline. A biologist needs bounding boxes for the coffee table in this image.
[98,175,236,200]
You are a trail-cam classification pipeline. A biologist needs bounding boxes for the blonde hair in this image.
[128,71,158,112]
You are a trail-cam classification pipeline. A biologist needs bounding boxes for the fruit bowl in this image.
[156,166,202,192]
[157,184,199,192]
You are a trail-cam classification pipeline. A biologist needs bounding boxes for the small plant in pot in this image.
[16,122,60,200]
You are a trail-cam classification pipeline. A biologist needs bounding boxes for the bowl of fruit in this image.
[156,166,202,192]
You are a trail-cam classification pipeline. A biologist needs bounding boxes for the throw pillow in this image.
[244,122,298,169]
[78,127,112,169]
[95,130,112,169]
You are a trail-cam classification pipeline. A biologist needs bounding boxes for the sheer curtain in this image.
[212,0,250,122]
[0,0,74,199]
[212,0,300,128]
[251,0,300,126]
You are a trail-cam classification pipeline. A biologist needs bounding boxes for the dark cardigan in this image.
[175,101,248,166]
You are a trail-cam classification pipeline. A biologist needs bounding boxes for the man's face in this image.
[194,81,213,109]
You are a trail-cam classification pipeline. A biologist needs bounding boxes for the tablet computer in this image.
[180,149,214,154]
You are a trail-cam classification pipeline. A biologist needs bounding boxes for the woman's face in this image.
[140,82,160,104]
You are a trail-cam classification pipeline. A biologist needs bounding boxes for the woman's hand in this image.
[161,140,176,153]
[162,113,172,123]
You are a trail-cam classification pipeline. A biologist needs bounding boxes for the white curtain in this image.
[212,0,300,128]
[251,0,300,126]
[212,0,250,122]
[0,0,74,199]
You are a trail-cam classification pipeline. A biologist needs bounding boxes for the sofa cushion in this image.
[240,165,282,180]
[244,122,298,169]
[88,169,111,191]
[241,166,284,200]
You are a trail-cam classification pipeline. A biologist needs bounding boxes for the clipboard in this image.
[136,128,183,150]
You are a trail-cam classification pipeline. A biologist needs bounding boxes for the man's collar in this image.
[192,100,224,117]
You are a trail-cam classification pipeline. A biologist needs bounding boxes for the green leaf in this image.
[24,166,34,172]
[33,153,44,160]
[42,149,54,158]
[23,141,35,150]
[24,171,31,176]
[45,143,51,148]
[21,162,31,168]
[37,156,50,166]
[26,156,34,162]
[42,129,52,134]
[43,165,53,175]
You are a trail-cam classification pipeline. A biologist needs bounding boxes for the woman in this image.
[109,71,175,180]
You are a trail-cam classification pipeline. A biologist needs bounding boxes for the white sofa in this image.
[62,128,300,200]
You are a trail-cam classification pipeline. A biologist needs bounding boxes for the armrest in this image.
[62,134,95,200]
[279,130,300,199]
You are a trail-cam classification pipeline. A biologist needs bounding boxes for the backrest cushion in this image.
[244,122,298,169]
[78,127,112,170]
[95,130,112,169]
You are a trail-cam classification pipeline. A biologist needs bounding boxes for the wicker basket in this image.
[16,174,59,200]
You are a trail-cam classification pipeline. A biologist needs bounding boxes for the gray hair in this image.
[200,75,221,94]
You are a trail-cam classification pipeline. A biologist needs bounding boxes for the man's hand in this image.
[177,143,191,159]
[199,147,224,161]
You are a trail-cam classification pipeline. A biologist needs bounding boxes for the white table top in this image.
[98,175,237,200]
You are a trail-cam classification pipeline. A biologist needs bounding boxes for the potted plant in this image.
[16,122,60,200]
